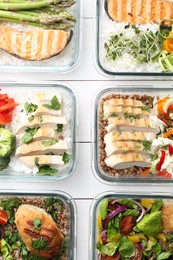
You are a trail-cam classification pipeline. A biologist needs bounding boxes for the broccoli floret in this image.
[0,156,10,171]
[0,128,16,157]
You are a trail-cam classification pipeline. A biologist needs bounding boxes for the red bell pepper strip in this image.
[168,144,173,156]
[156,171,172,178]
[156,150,166,171]
[0,103,19,113]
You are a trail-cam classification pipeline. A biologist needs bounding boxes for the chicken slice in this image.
[105,140,152,157]
[16,115,67,134]
[16,140,68,157]
[106,117,159,133]
[103,98,145,108]
[18,155,64,167]
[103,105,148,118]
[104,131,156,143]
[105,153,151,169]
[32,104,62,117]
[34,92,62,103]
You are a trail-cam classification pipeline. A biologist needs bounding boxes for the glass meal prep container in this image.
[0,0,82,73]
[93,84,173,183]
[89,191,173,260]
[94,0,173,78]
[0,189,76,260]
[0,83,77,181]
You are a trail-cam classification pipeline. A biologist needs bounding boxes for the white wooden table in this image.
[0,1,173,259]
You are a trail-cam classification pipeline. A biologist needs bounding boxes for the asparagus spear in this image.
[0,16,73,29]
[0,0,62,10]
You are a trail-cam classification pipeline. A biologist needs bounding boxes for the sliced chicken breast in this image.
[103,98,145,108]
[105,140,152,157]
[32,104,62,117]
[16,115,67,134]
[106,117,159,133]
[103,105,148,118]
[105,152,151,169]
[18,155,64,167]
[34,93,62,103]
[104,131,156,143]
[16,140,68,157]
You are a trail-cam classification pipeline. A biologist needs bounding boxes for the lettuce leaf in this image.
[118,236,135,258]
[0,239,13,260]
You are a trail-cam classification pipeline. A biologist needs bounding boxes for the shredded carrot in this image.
[141,168,151,176]
[163,129,173,138]
[157,97,169,115]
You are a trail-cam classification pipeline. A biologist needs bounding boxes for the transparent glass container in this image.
[0,83,77,181]
[90,191,173,260]
[0,0,82,73]
[94,0,173,79]
[92,83,173,183]
[0,189,77,260]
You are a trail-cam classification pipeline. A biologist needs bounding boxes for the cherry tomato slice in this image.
[0,210,8,225]
[119,216,136,236]
[156,171,172,179]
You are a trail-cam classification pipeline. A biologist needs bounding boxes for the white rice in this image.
[3,86,74,176]
[0,5,78,70]
[99,12,163,73]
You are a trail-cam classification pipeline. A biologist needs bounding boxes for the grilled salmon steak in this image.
[105,0,173,25]
[0,25,72,60]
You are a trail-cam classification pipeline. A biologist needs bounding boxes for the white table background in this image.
[0,1,173,259]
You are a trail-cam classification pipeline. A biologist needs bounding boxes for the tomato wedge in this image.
[0,210,8,225]
[156,171,172,178]
[119,216,136,236]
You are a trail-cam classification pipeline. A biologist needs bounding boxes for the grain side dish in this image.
[0,195,71,259]
[98,92,173,179]
[96,196,173,259]
[99,0,173,73]
[0,86,74,177]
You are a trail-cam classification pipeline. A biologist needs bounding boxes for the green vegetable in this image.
[38,116,43,122]
[41,138,58,146]
[157,252,172,260]
[118,236,135,258]
[99,198,108,220]
[37,165,58,175]
[21,127,40,144]
[96,242,118,256]
[42,96,61,111]
[55,124,63,132]
[159,51,173,72]
[0,128,16,157]
[28,115,34,122]
[0,156,10,171]
[136,211,162,237]
[33,217,42,230]
[32,238,50,250]
[62,152,71,164]
[151,199,163,213]
[24,102,38,114]
[0,239,13,260]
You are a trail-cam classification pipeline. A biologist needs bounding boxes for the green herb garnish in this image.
[55,124,63,132]
[22,127,40,144]
[42,96,61,111]
[28,115,34,122]
[37,165,58,176]
[41,138,58,146]
[62,152,71,164]
[32,238,50,250]
[38,116,43,122]
[24,102,38,114]
[33,218,42,230]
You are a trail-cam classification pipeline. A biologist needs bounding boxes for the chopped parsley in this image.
[62,152,71,164]
[55,124,63,132]
[137,106,151,113]
[42,96,61,111]
[21,127,40,144]
[38,116,43,122]
[37,165,58,176]
[24,102,38,114]
[33,218,42,230]
[41,138,58,146]
[32,238,50,250]
[28,115,34,122]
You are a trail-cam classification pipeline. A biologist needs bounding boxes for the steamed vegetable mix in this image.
[0,0,76,30]
[97,198,172,260]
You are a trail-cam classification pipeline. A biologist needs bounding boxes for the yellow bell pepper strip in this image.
[140,199,154,210]
[157,233,167,243]
[127,235,140,243]
[97,212,102,229]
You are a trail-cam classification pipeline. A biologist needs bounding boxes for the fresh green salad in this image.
[97,197,173,259]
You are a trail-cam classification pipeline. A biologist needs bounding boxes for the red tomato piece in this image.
[119,216,136,236]
[0,210,8,225]
[156,171,172,178]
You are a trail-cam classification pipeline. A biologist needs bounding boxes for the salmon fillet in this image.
[0,25,72,60]
[106,0,173,24]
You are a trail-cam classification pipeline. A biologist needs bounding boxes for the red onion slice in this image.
[102,205,127,228]
[132,200,146,223]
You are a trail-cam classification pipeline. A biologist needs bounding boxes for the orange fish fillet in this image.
[0,25,72,60]
[106,0,173,25]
